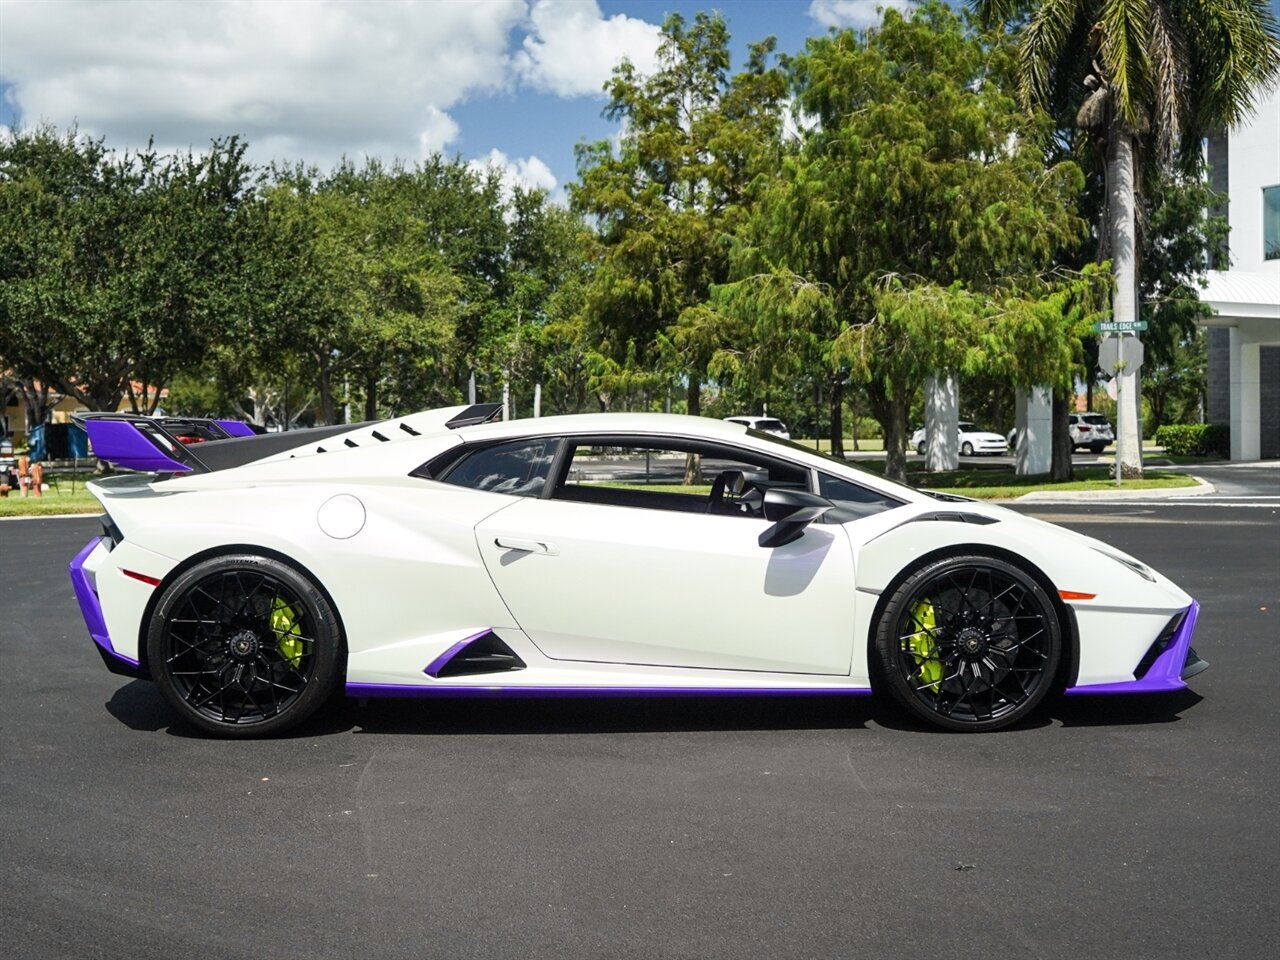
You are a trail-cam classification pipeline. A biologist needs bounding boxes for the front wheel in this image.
[961,441,974,457]
[873,555,1061,731]
[916,441,926,455]
[147,554,343,737]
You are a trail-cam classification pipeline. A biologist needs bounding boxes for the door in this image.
[475,497,857,675]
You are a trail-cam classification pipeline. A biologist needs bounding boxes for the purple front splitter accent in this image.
[68,537,140,668]
[1065,600,1200,695]
[82,418,191,473]
[348,683,872,699]
[423,630,494,677]
[214,419,256,438]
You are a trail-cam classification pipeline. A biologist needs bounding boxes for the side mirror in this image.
[758,488,835,548]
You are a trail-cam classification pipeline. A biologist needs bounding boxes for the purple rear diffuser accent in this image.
[423,630,494,677]
[214,419,256,438]
[82,418,191,473]
[348,683,872,699]
[1065,600,1200,695]
[68,537,140,669]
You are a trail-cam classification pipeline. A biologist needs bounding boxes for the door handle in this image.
[494,536,559,556]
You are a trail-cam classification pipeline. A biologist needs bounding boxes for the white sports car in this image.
[70,405,1205,737]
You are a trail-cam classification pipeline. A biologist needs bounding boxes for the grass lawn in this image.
[604,463,1197,502]
[0,486,102,517]
[906,466,1197,500]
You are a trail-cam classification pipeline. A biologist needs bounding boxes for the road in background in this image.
[2,503,1276,960]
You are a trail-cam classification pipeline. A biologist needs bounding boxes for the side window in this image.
[556,440,807,515]
[817,472,902,515]
[438,438,558,498]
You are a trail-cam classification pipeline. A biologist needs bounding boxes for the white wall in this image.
[1228,83,1280,273]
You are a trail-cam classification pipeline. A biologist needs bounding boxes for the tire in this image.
[916,441,926,455]
[961,441,974,457]
[873,554,1061,732]
[1090,443,1106,454]
[147,554,343,738]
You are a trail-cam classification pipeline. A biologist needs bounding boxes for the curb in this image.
[1013,475,1215,503]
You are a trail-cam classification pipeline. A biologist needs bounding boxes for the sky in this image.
[0,0,916,199]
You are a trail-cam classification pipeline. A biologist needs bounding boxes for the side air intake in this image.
[425,631,526,678]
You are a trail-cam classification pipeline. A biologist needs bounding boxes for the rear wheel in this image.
[873,555,1061,731]
[1089,442,1106,454]
[147,554,342,737]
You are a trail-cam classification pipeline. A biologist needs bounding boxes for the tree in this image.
[972,0,1280,476]
[716,3,1089,481]
[572,12,786,479]
[0,126,255,414]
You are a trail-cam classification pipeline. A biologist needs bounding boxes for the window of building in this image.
[1265,185,1280,261]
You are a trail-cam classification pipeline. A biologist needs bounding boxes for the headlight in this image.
[1092,546,1156,582]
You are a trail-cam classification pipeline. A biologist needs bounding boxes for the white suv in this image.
[1069,413,1114,453]
[724,416,790,439]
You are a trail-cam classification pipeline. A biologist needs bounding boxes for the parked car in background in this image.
[1069,413,1114,453]
[1008,414,1116,454]
[724,415,790,439]
[911,421,1008,456]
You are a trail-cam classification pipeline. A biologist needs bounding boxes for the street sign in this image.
[1093,320,1148,333]
[1122,335,1144,369]
[1098,335,1119,374]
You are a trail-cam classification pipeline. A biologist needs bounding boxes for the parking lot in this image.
[2,497,1277,959]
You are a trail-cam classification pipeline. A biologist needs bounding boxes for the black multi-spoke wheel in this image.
[874,555,1061,732]
[147,555,342,737]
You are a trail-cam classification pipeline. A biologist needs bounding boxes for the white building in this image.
[1202,83,1280,460]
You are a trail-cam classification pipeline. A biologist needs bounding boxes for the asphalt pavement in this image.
[2,491,1277,959]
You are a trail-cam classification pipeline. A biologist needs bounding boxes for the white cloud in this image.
[513,0,661,98]
[0,0,525,168]
[470,148,558,198]
[808,1,916,30]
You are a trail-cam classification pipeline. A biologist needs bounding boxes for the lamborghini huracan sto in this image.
[69,405,1206,737]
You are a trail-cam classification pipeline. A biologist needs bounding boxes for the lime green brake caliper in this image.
[906,600,943,688]
[271,598,307,667]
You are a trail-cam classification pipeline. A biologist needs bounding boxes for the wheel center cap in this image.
[227,629,260,661]
[957,626,987,657]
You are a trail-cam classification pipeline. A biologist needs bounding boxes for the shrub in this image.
[1154,423,1230,457]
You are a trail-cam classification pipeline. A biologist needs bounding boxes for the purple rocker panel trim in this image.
[81,419,191,473]
[68,537,140,669]
[348,683,873,699]
[1065,600,1200,695]
[213,419,257,438]
[422,630,494,677]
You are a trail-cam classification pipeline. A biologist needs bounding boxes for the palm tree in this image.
[972,0,1280,477]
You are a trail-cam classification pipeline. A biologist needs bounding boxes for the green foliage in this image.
[0,126,255,412]
[715,2,1089,478]
[1153,423,1229,457]
[572,11,786,414]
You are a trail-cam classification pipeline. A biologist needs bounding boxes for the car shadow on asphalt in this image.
[105,681,1204,738]
[337,695,878,737]
[1046,689,1204,727]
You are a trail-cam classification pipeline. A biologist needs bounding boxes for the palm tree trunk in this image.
[1108,129,1143,479]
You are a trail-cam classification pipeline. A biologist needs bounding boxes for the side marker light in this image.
[1059,590,1096,601]
[122,569,162,587]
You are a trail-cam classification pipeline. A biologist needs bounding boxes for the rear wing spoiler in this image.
[74,403,503,475]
